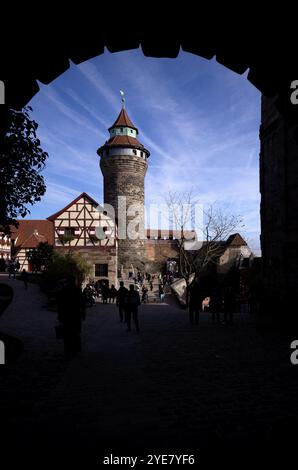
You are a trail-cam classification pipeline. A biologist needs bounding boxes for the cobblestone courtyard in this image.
[0,275,297,467]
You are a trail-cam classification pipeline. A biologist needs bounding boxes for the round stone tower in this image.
[97,105,150,270]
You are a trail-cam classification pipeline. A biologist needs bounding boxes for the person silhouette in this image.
[116,281,128,322]
[109,284,117,303]
[188,281,203,324]
[125,284,141,332]
[223,286,236,325]
[21,269,28,290]
[56,276,84,359]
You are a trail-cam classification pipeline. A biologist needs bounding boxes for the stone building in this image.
[98,107,150,269]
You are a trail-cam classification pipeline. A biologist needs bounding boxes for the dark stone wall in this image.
[100,154,148,268]
[260,96,298,318]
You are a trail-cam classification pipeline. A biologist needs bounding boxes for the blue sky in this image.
[28,48,261,254]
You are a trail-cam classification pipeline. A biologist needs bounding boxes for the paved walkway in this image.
[0,274,297,467]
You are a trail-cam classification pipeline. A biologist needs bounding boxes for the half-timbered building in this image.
[47,192,117,285]
[10,192,117,285]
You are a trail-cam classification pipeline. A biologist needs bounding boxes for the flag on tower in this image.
[120,90,125,106]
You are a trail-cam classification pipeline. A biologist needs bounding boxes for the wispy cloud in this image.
[76,61,120,111]
[40,84,104,137]
[29,49,261,250]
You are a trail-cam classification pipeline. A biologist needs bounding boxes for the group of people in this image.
[56,278,143,358]
[188,281,238,325]
[128,270,170,304]
[82,280,120,305]
[4,259,29,289]
[7,259,20,278]
[116,282,141,332]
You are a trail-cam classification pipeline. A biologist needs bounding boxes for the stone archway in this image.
[1,29,298,318]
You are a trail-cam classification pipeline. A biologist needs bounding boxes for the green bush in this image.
[41,251,92,294]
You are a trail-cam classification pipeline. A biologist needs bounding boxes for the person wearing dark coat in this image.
[109,284,117,303]
[209,285,222,323]
[116,281,128,322]
[56,276,84,359]
[125,284,141,332]
[21,269,28,290]
[101,283,109,304]
[188,282,203,324]
[223,286,236,325]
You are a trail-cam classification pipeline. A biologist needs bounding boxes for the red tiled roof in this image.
[109,109,137,131]
[10,220,54,248]
[105,135,144,148]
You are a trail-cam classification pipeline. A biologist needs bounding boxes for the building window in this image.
[120,128,123,133]
[141,151,143,157]
[64,228,75,237]
[133,149,137,155]
[95,264,108,277]
[130,129,133,133]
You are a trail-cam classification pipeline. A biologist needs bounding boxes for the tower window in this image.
[141,152,143,157]
[133,149,137,155]
[130,130,133,133]
[120,128,123,133]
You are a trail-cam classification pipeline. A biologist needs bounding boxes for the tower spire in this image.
[120,90,125,109]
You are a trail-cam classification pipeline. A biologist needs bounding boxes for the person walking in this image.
[141,285,148,303]
[209,285,222,323]
[223,286,236,325]
[15,259,20,272]
[8,261,16,279]
[21,269,28,290]
[125,284,141,332]
[56,276,85,359]
[101,283,109,304]
[159,284,165,302]
[109,284,117,303]
[188,282,203,324]
[116,281,128,322]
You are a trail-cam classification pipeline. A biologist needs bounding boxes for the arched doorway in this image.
[1,32,298,318]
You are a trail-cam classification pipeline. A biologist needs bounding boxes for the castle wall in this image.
[54,246,118,287]
[260,95,298,316]
[145,239,179,262]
